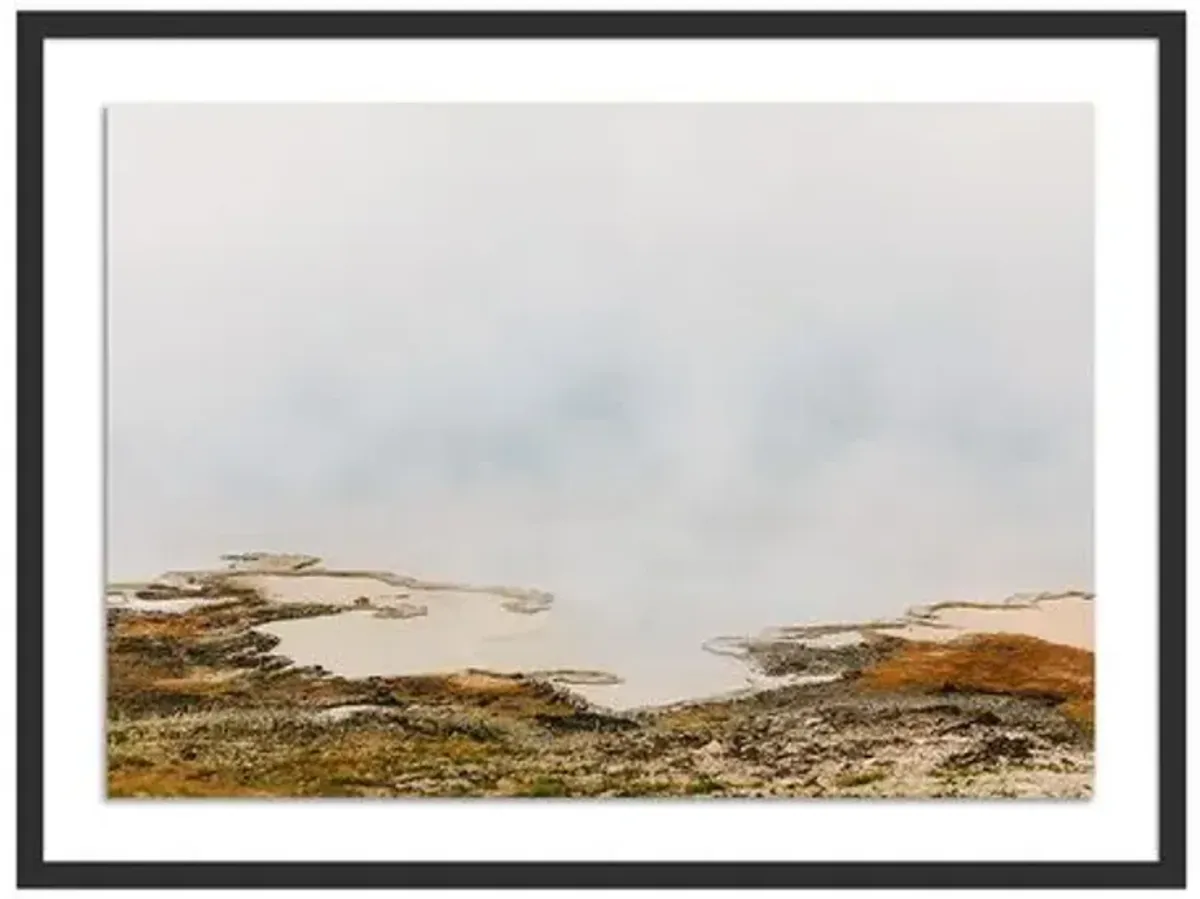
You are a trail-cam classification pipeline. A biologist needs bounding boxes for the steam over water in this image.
[107,104,1094,699]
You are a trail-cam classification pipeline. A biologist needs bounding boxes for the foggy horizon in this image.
[106,102,1093,640]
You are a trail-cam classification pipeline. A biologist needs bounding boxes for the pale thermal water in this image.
[257,601,784,710]
[230,571,792,709]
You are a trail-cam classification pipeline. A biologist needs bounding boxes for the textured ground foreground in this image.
[107,559,1093,799]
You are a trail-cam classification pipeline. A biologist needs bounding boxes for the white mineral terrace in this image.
[874,592,1094,650]
[706,590,1095,663]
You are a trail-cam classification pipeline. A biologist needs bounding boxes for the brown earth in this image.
[854,633,1094,729]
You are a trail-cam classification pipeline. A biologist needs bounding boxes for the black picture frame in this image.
[16,9,1186,890]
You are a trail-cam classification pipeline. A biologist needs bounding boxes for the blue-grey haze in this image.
[107,103,1092,643]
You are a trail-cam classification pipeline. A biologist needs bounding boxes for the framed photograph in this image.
[16,7,1185,890]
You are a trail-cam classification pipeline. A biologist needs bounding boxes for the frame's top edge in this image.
[16,9,1186,42]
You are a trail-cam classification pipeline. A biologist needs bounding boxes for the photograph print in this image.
[105,102,1095,800]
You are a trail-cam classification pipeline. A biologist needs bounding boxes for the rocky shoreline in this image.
[106,554,1094,798]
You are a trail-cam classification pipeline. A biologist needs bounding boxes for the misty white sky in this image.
[107,103,1093,637]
